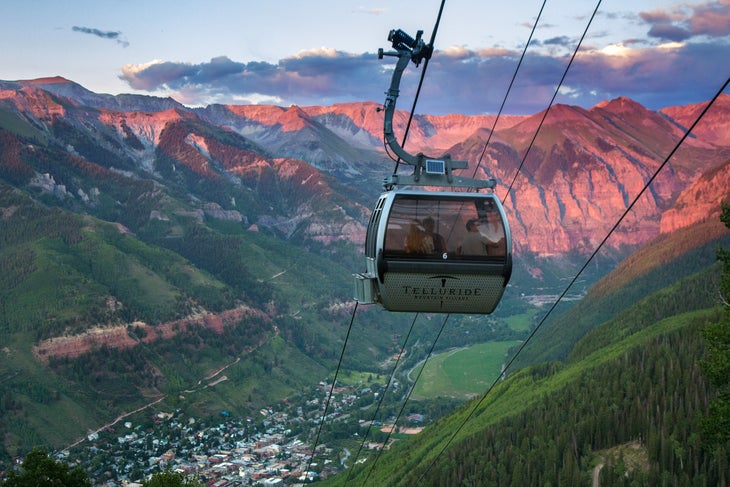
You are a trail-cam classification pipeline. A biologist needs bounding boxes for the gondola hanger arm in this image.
[378,29,494,191]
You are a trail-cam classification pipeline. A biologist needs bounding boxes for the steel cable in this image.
[414,74,730,484]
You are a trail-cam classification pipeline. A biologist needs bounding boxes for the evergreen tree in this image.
[701,202,730,448]
[143,468,204,487]
[1,448,91,486]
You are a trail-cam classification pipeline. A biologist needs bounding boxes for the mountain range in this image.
[1,76,729,482]
[4,77,729,257]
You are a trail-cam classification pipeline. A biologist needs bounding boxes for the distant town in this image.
[55,379,425,486]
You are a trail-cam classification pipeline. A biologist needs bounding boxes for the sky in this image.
[2,0,729,115]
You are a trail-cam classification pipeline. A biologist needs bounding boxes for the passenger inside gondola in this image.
[384,195,507,259]
[405,220,433,254]
[423,216,446,254]
[482,209,506,256]
[458,212,506,256]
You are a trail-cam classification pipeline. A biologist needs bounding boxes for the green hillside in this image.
[513,218,730,369]
[0,183,401,460]
[327,283,727,485]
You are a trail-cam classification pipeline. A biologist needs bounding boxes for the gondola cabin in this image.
[354,27,513,313]
[354,189,512,314]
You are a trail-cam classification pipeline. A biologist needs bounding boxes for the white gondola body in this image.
[354,189,512,314]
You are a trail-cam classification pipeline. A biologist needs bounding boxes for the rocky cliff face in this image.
[2,79,729,257]
[203,94,730,256]
[660,159,730,233]
[445,96,730,254]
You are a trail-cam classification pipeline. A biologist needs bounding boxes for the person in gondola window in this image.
[405,220,434,254]
[422,216,446,254]
[481,210,506,255]
[460,216,504,256]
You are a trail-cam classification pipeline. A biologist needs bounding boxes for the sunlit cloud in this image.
[290,47,341,59]
[353,6,387,15]
[117,16,730,116]
[440,46,472,59]
[599,43,633,56]
[640,0,730,41]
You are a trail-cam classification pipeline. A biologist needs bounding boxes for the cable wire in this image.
[362,314,451,485]
[305,301,358,477]
[346,2,449,476]
[471,0,547,181]
[391,0,446,176]
[501,0,602,204]
[343,312,420,482]
[351,1,598,482]
[352,1,549,481]
[414,74,730,483]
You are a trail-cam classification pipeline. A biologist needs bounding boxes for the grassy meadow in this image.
[410,341,522,399]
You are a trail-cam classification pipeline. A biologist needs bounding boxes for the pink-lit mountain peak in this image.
[19,75,74,85]
[592,96,647,115]
[223,104,314,132]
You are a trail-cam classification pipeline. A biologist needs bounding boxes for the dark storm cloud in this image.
[647,24,692,42]
[119,40,730,115]
[72,26,129,47]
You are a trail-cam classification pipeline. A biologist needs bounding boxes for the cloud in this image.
[120,51,379,108]
[647,23,693,41]
[118,38,730,115]
[640,1,730,41]
[72,26,129,48]
[563,40,729,109]
[353,6,387,15]
[543,36,573,46]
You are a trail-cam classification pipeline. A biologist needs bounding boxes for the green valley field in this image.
[409,341,522,399]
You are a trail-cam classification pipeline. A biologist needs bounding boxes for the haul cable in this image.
[502,0,602,205]
[343,312,420,483]
[354,0,557,481]
[345,0,450,480]
[305,301,358,478]
[415,75,730,483]
[470,0,547,182]
[361,314,451,486]
[389,0,446,177]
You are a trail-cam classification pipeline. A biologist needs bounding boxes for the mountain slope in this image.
[521,220,728,365]
[326,240,728,485]
[345,307,723,485]
[450,96,730,255]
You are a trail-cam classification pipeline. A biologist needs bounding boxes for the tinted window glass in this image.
[383,195,505,259]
